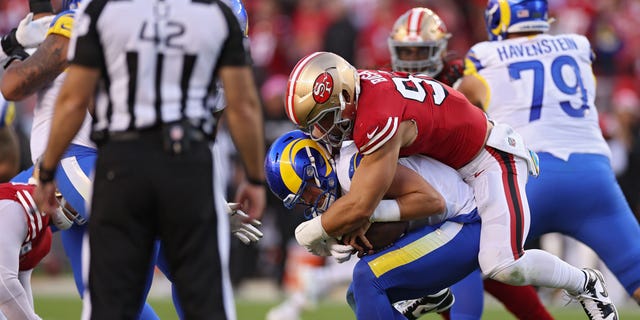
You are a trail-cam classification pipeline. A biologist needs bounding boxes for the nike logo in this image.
[60,24,71,31]
[473,170,485,178]
[366,127,379,139]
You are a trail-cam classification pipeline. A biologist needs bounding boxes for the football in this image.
[359,221,409,251]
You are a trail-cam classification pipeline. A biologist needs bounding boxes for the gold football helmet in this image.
[285,52,360,148]
[388,7,451,76]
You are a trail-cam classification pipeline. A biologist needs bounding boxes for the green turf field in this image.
[33,296,640,319]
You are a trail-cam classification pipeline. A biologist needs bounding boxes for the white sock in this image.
[491,249,587,293]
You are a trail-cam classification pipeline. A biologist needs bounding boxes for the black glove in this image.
[436,55,464,87]
[1,29,29,69]
[29,0,53,14]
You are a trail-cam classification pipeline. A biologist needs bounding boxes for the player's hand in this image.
[234,181,266,221]
[327,238,354,263]
[436,54,464,87]
[342,221,373,256]
[16,13,54,48]
[227,202,263,245]
[34,181,58,215]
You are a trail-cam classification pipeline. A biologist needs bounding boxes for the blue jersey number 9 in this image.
[508,55,589,122]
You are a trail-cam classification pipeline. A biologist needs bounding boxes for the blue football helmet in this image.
[62,0,81,10]
[221,0,248,37]
[485,0,550,41]
[265,130,338,219]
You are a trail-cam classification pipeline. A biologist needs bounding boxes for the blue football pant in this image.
[527,153,640,296]
[348,221,481,320]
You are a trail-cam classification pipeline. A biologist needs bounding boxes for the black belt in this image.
[94,124,207,143]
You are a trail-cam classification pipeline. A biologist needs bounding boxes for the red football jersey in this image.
[352,70,487,169]
[0,183,52,271]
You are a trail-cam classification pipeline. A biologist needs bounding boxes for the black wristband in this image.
[29,0,53,14]
[1,29,22,56]
[246,176,266,187]
[3,48,29,69]
[38,163,56,185]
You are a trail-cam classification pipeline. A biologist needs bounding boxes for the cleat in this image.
[395,288,455,320]
[566,268,619,320]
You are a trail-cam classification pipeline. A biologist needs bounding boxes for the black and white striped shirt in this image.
[68,0,250,134]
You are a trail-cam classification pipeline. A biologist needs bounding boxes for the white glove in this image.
[295,216,332,256]
[16,13,54,48]
[327,238,354,263]
[227,202,263,245]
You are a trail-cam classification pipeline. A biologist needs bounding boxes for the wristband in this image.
[246,176,266,187]
[370,200,401,222]
[3,48,29,69]
[38,163,56,185]
[294,215,329,246]
[29,0,53,14]
[1,29,22,55]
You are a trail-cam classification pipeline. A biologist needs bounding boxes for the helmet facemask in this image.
[280,146,338,219]
[389,38,449,76]
[388,8,451,76]
[307,91,354,148]
[52,192,87,230]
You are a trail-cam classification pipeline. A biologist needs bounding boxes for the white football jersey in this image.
[335,141,477,225]
[31,72,95,164]
[466,33,610,161]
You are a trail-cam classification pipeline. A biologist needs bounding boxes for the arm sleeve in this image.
[46,11,75,39]
[0,201,40,320]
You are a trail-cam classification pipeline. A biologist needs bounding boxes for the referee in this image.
[34,0,265,319]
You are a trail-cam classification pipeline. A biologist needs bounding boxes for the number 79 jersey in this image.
[464,33,610,161]
[353,70,488,169]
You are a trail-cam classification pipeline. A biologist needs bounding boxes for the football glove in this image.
[327,238,354,263]
[16,13,55,48]
[436,54,464,87]
[227,202,263,245]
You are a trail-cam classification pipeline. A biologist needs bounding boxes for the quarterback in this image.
[265,130,480,319]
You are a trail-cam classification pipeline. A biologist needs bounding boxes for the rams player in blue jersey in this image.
[459,0,637,318]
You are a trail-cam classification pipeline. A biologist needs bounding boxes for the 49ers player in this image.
[285,51,615,320]
[0,182,73,319]
[389,8,553,320]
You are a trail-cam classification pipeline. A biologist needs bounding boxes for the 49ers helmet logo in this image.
[312,72,334,104]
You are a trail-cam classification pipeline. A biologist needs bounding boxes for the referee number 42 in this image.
[138,20,186,50]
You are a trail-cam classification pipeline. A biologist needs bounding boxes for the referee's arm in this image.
[35,64,99,213]
[220,65,266,221]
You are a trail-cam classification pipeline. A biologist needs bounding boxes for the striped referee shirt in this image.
[68,0,250,134]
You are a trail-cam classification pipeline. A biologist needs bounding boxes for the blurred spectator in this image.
[612,82,640,221]
[322,0,357,64]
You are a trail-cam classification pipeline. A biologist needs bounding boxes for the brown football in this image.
[359,221,409,251]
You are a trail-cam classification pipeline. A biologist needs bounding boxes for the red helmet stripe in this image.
[286,52,325,125]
